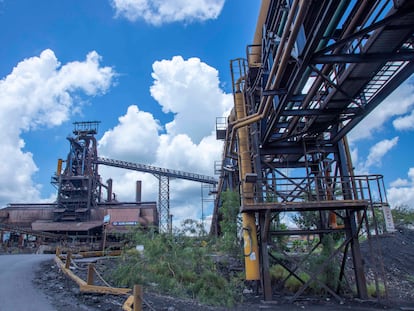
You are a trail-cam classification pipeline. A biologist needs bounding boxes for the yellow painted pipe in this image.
[250,0,271,66]
[230,0,309,280]
[253,0,271,46]
[229,0,309,144]
[234,91,260,280]
[57,159,63,176]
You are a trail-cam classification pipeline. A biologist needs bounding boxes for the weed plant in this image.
[111,191,245,307]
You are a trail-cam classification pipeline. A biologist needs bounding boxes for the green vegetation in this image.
[366,282,386,298]
[367,207,386,234]
[405,274,414,284]
[110,190,244,307]
[309,235,340,292]
[269,234,342,296]
[392,205,414,227]
[218,190,242,256]
[269,264,310,292]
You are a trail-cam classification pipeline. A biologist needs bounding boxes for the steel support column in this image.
[338,139,368,299]
[259,211,272,300]
[157,175,170,233]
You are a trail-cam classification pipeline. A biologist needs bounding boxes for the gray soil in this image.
[31,227,414,311]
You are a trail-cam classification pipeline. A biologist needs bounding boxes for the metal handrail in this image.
[241,174,388,206]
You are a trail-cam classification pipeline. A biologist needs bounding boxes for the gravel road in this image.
[2,228,413,311]
[0,254,56,311]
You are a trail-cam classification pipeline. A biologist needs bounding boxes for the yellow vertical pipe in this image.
[234,90,260,280]
[57,159,63,176]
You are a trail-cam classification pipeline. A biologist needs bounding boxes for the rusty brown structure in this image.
[1,120,217,246]
[0,121,158,246]
[213,0,413,303]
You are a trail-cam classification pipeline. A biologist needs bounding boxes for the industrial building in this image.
[0,120,217,248]
[0,121,158,248]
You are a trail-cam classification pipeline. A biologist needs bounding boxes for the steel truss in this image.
[157,175,170,233]
[96,157,217,233]
[214,0,413,302]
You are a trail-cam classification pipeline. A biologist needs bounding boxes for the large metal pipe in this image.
[296,0,377,118]
[229,0,308,134]
[250,0,271,65]
[263,0,300,94]
[234,90,260,280]
[294,0,350,95]
[56,159,63,176]
[253,0,271,46]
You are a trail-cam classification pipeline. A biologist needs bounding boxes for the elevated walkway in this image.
[96,157,217,185]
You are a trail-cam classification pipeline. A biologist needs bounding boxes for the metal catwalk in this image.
[214,0,414,302]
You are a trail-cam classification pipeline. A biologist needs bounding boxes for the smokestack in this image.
[107,178,113,202]
[136,180,142,203]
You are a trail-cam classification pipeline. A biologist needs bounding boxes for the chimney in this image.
[107,178,113,202]
[136,180,142,203]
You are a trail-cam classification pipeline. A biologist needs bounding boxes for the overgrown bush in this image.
[367,282,386,298]
[269,264,310,292]
[269,235,340,296]
[218,190,242,256]
[392,205,414,227]
[112,194,243,307]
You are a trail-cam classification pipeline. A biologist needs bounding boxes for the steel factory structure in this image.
[1,0,414,304]
[0,121,217,246]
[212,0,414,302]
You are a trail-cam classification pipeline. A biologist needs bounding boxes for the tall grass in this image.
[110,191,245,307]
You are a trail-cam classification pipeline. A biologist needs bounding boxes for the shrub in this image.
[367,282,386,298]
[110,223,244,307]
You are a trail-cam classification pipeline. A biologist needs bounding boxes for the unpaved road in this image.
[0,254,56,311]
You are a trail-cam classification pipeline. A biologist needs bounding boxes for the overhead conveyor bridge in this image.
[213,0,414,303]
[96,157,217,185]
[96,157,217,233]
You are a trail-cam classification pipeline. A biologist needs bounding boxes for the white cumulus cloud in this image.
[387,168,414,209]
[111,0,225,25]
[349,79,414,142]
[393,110,414,130]
[151,56,232,143]
[99,105,161,163]
[0,49,116,206]
[365,137,399,168]
[98,56,229,226]
[354,137,399,174]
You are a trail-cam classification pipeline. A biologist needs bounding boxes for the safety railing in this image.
[242,174,388,207]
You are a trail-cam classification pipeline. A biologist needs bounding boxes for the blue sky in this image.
[0,0,413,228]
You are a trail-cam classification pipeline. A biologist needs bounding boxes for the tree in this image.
[292,211,319,230]
[219,190,241,255]
[392,205,414,227]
